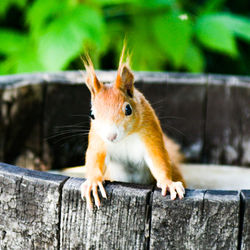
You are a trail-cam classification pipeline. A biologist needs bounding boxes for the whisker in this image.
[150,98,167,107]
[55,123,90,129]
[71,114,90,118]
[46,130,89,140]
[158,116,185,121]
[53,129,90,133]
[59,137,89,149]
[153,106,165,111]
[53,133,89,144]
[53,129,90,134]
[164,123,185,136]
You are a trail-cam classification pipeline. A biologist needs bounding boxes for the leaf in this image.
[132,0,175,8]
[0,0,11,16]
[15,47,45,73]
[184,44,204,72]
[0,59,15,75]
[38,5,105,71]
[0,29,42,74]
[91,0,175,7]
[126,17,166,71]
[208,13,250,42]
[153,13,192,68]
[195,14,237,56]
[92,0,137,4]
[0,29,28,55]
[200,0,226,14]
[26,0,66,39]
[0,37,45,74]
[0,0,27,16]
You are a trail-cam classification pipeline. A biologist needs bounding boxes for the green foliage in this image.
[0,0,27,16]
[195,14,238,57]
[209,13,250,42]
[184,44,204,73]
[0,0,250,74]
[153,13,192,68]
[38,5,105,71]
[0,29,27,54]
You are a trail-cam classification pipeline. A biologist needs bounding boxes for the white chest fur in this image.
[104,133,154,184]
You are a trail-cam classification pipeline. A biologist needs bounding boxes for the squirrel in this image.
[80,48,186,210]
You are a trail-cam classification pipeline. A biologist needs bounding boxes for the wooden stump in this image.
[241,190,250,249]
[1,71,250,167]
[60,178,152,249]
[0,162,68,249]
[0,163,249,249]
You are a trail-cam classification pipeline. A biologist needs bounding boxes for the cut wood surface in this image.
[241,190,250,249]
[0,162,68,249]
[60,178,152,249]
[0,163,249,249]
[150,189,205,249]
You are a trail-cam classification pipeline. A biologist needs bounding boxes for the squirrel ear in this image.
[85,73,102,96]
[115,64,134,97]
[82,55,102,95]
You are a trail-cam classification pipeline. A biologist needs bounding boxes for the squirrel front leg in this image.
[80,133,107,210]
[143,133,185,200]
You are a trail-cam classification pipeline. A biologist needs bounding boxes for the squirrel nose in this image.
[107,132,117,142]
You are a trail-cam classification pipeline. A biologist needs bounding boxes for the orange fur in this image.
[85,127,106,182]
[82,54,102,95]
[82,50,186,209]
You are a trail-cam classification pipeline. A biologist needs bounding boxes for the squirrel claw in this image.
[159,181,185,200]
[169,181,185,200]
[80,180,106,210]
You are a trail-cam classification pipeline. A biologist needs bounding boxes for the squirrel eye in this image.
[125,104,132,116]
[89,110,95,120]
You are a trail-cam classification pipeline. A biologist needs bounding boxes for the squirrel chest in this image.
[104,133,155,184]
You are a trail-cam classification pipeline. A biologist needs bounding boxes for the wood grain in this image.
[0,162,68,249]
[60,178,152,250]
[202,190,240,249]
[241,190,250,250]
[205,75,250,166]
[150,189,240,249]
[0,84,44,170]
[150,189,205,249]
[0,71,250,167]
[0,163,248,249]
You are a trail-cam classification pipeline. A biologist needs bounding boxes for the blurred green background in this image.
[0,0,250,75]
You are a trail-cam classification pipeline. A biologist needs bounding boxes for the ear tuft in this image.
[82,54,102,95]
[115,44,134,96]
[122,64,134,93]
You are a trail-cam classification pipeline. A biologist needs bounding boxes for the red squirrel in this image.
[81,48,186,210]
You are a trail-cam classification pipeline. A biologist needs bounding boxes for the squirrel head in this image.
[83,48,141,144]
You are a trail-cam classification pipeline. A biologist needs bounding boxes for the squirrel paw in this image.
[80,180,107,211]
[157,181,185,200]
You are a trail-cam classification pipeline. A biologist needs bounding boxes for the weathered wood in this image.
[0,71,250,249]
[234,84,250,166]
[0,162,68,249]
[241,190,250,249]
[0,163,247,249]
[1,71,250,167]
[1,84,45,170]
[150,189,205,249]
[0,89,4,160]
[205,75,250,166]
[0,71,84,86]
[202,190,239,249]
[43,84,91,169]
[137,75,207,162]
[150,189,240,249]
[60,177,152,250]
